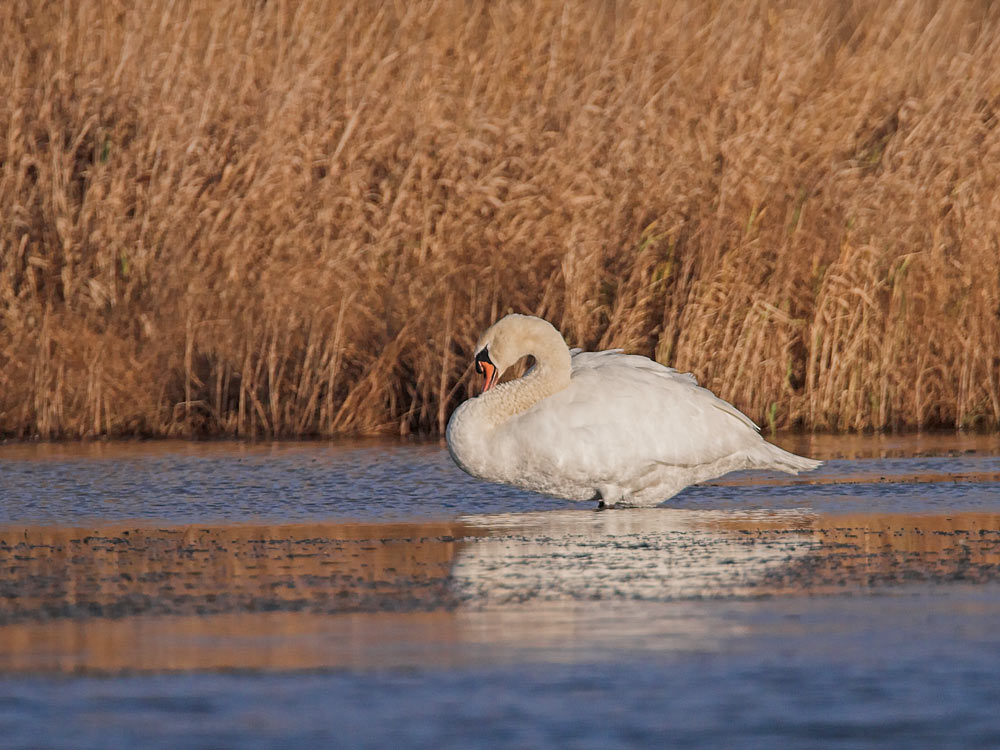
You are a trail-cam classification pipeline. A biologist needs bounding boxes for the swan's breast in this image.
[445,398,495,480]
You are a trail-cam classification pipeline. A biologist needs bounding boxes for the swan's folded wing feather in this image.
[571,350,758,429]
[503,351,763,479]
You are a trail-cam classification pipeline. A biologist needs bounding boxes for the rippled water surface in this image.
[2,434,1000,749]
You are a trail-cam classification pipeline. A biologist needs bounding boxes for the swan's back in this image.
[571,349,757,426]
[511,350,757,458]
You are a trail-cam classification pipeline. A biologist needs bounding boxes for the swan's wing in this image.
[570,349,701,388]
[570,350,757,431]
[501,350,762,478]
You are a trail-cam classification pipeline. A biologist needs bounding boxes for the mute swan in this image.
[446,314,821,508]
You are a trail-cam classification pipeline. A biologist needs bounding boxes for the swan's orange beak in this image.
[474,347,499,393]
[479,361,498,392]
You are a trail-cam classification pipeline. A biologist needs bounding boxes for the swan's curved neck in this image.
[479,335,571,425]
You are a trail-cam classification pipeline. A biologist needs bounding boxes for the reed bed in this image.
[1,0,998,438]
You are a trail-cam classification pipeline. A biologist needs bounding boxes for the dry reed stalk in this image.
[1,0,999,438]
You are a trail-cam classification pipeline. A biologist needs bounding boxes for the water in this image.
[0,439,567,524]
[2,434,1000,748]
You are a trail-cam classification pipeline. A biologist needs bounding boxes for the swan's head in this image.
[472,314,566,393]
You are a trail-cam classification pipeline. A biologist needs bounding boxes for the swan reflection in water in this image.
[450,508,819,606]
[450,507,1000,606]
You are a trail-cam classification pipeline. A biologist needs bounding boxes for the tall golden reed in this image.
[1,0,998,438]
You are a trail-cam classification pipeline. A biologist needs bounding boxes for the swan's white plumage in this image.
[446,314,821,507]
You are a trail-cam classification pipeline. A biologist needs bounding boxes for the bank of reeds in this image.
[1,0,999,438]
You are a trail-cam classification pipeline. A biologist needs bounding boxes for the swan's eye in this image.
[474,346,492,370]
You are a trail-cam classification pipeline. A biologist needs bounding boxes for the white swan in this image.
[446,314,821,508]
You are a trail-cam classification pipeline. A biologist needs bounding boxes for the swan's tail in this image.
[753,442,823,475]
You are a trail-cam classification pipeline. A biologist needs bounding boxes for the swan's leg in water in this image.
[595,485,623,511]
[591,491,610,511]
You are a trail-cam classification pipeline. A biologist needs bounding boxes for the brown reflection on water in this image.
[2,511,1000,672]
[0,438,431,461]
[772,432,1000,460]
[0,521,477,624]
[709,470,1000,487]
[704,512,1000,593]
[0,611,465,673]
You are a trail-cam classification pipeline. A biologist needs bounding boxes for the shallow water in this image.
[2,435,1000,748]
[3,433,999,524]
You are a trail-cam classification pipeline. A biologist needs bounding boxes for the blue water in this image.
[2,438,999,524]
[2,437,1000,749]
[2,653,998,749]
[0,441,566,524]
[4,591,1000,749]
